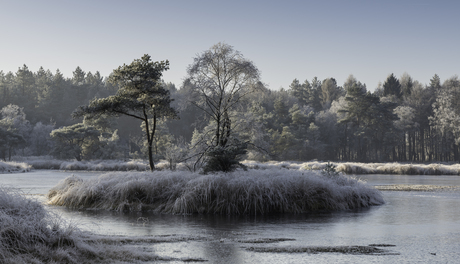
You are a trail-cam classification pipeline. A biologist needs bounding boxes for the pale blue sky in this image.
[0,0,458,91]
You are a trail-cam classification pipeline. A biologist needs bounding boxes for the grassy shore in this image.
[242,160,460,175]
[7,156,460,175]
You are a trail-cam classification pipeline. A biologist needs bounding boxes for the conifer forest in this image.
[1,43,459,165]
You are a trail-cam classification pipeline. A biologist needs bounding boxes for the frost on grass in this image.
[242,160,460,175]
[31,158,149,171]
[0,161,31,173]
[47,169,384,215]
[0,187,174,264]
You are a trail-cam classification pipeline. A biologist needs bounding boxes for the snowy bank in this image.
[0,187,170,263]
[242,160,460,175]
[0,161,31,173]
[47,169,384,215]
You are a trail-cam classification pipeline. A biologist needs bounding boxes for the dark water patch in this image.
[237,238,296,243]
[246,245,399,255]
[92,234,208,245]
[375,184,459,191]
[176,257,208,262]
[368,244,396,247]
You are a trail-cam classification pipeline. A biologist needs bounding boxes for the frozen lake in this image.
[1,170,460,263]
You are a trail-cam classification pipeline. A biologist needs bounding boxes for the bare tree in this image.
[186,43,261,148]
[184,43,261,172]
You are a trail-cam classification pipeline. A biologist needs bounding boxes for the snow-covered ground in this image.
[47,169,384,215]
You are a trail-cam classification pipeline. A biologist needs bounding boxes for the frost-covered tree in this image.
[393,106,418,161]
[50,123,100,161]
[184,43,261,172]
[343,75,366,93]
[339,80,398,161]
[315,108,339,160]
[429,74,441,90]
[398,80,434,162]
[97,130,125,160]
[429,79,460,161]
[237,104,271,161]
[73,55,178,171]
[29,122,55,156]
[186,43,261,148]
[163,137,188,170]
[271,126,297,160]
[72,66,86,86]
[400,72,413,98]
[0,104,31,156]
[320,78,342,109]
[289,78,321,110]
[0,127,25,161]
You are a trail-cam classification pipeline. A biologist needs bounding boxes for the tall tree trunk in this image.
[144,109,155,171]
[420,129,425,162]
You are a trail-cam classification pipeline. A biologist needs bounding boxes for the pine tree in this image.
[383,73,402,98]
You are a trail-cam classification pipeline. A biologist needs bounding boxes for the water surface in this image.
[1,171,459,263]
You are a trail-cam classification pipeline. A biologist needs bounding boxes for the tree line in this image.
[1,43,460,166]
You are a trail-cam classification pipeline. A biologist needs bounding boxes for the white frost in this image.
[47,169,384,215]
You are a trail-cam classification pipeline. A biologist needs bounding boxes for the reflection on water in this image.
[2,171,460,263]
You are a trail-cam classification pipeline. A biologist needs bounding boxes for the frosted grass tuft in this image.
[0,187,168,263]
[0,161,31,173]
[242,160,460,175]
[47,169,384,215]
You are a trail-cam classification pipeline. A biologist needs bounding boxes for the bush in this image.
[203,143,247,174]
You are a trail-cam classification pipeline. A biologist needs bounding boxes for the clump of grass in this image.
[47,169,384,215]
[0,187,166,263]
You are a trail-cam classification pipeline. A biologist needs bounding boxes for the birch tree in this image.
[185,43,261,172]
